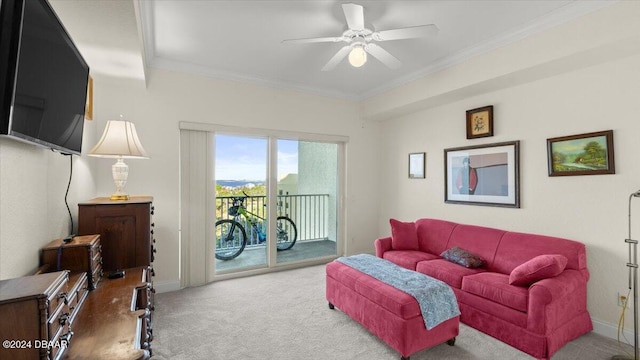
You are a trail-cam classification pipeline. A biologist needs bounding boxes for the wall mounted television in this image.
[0,0,89,155]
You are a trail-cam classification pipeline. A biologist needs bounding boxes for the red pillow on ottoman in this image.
[389,219,419,250]
[509,254,568,286]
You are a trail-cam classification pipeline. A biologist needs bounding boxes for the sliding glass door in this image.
[212,135,340,275]
[276,140,338,264]
[214,134,268,272]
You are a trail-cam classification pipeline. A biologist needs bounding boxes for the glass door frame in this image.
[192,122,347,283]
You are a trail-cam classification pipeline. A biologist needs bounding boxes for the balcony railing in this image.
[216,194,330,247]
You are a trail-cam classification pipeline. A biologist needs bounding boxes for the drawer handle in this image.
[59,313,69,325]
[58,292,69,304]
[60,331,73,344]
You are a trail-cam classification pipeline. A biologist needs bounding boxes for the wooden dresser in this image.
[62,266,155,360]
[40,235,103,290]
[78,196,155,272]
[0,271,79,360]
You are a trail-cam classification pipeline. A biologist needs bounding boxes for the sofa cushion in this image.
[415,218,458,255]
[509,254,568,286]
[440,247,485,268]
[446,224,506,269]
[492,231,587,276]
[390,219,419,251]
[382,250,440,271]
[416,259,485,289]
[462,272,529,313]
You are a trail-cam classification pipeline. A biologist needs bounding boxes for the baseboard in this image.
[153,279,181,294]
[592,316,634,344]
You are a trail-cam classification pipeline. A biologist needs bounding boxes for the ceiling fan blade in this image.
[321,46,351,71]
[282,36,345,44]
[364,43,401,69]
[372,24,439,41]
[342,3,364,31]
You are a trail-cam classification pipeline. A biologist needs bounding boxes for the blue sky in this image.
[215,135,298,180]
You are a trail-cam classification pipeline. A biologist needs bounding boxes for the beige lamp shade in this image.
[89,120,148,200]
[89,120,148,158]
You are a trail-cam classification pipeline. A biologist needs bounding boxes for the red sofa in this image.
[375,218,592,360]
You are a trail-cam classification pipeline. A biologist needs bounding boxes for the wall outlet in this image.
[619,292,630,308]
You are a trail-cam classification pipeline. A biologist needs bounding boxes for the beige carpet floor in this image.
[151,264,633,360]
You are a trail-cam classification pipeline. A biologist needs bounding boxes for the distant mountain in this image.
[217,180,265,188]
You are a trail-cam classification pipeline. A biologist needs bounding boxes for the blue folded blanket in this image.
[336,254,460,330]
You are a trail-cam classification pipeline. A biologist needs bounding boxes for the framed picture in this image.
[444,141,520,208]
[409,152,425,179]
[466,105,494,139]
[547,130,615,176]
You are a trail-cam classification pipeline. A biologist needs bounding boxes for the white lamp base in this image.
[111,157,130,200]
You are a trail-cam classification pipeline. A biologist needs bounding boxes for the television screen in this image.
[0,0,89,155]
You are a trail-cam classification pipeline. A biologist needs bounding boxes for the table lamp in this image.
[89,118,148,200]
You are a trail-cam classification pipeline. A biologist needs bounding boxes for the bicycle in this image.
[215,192,297,260]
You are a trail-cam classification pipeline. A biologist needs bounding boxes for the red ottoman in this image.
[326,260,459,360]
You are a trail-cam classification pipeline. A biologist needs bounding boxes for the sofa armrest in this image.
[374,237,392,258]
[527,269,588,334]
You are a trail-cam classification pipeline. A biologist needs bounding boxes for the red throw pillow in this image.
[509,254,568,286]
[389,219,419,250]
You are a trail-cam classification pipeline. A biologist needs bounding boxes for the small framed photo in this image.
[409,152,425,179]
[444,141,519,208]
[466,105,494,139]
[547,130,615,176]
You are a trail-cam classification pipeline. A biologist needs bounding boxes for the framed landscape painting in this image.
[444,141,520,208]
[547,130,615,176]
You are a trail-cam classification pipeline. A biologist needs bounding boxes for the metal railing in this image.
[216,194,330,247]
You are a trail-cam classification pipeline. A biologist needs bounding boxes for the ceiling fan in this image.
[282,3,438,71]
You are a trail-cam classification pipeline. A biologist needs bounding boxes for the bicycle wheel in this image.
[276,216,297,251]
[215,219,247,260]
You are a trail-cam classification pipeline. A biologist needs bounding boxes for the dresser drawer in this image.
[47,272,69,319]
[49,322,72,360]
[67,272,89,324]
[92,247,102,267]
[48,302,70,347]
[137,308,152,356]
[92,264,103,288]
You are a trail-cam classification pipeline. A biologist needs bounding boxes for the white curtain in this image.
[179,129,212,287]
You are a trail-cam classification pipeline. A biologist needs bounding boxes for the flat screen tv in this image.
[0,0,89,155]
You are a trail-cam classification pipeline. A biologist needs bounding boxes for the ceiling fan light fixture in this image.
[348,46,367,67]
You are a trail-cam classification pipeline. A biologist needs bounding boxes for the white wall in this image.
[0,120,97,279]
[91,69,380,290]
[368,1,640,333]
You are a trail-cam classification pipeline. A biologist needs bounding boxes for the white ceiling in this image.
[51,0,616,100]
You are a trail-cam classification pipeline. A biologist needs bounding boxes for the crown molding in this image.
[148,56,360,101]
[358,0,618,100]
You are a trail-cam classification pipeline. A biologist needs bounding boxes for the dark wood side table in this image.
[40,235,103,290]
[77,196,155,273]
